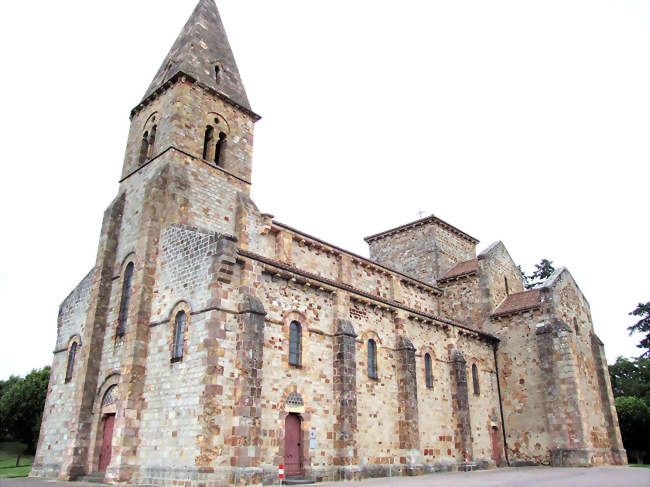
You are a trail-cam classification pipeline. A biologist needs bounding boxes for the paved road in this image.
[2,467,649,487]
[317,467,649,487]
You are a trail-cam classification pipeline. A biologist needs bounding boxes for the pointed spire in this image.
[143,0,251,110]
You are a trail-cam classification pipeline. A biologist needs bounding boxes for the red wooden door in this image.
[284,414,302,476]
[490,427,503,466]
[99,414,115,472]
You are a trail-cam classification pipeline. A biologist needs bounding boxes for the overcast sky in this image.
[0,0,648,379]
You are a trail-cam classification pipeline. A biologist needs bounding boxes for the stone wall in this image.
[491,308,554,465]
[34,267,93,477]
[438,275,481,328]
[124,80,256,187]
[366,218,477,285]
[55,270,94,350]
[366,224,438,284]
[549,271,626,465]
[477,242,524,317]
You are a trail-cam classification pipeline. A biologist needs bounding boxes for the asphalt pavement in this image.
[2,466,648,487]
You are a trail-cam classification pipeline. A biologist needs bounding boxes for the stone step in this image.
[284,477,315,485]
[77,472,107,484]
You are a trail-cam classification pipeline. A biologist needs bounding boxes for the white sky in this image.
[0,0,648,379]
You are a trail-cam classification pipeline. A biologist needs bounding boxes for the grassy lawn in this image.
[0,441,33,478]
[629,464,650,468]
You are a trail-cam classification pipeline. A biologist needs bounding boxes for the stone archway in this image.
[98,385,117,472]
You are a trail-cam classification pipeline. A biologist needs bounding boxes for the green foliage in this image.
[0,367,50,453]
[524,259,556,289]
[609,355,650,463]
[609,356,650,406]
[615,396,650,464]
[628,302,650,357]
[519,259,556,289]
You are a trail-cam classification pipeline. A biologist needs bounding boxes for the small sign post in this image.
[278,464,284,484]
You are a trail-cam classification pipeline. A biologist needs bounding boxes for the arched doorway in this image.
[284,413,302,477]
[98,385,117,472]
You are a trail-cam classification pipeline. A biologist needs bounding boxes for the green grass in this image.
[0,465,32,478]
[629,464,650,468]
[0,441,33,478]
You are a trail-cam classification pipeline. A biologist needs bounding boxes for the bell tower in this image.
[120,0,260,192]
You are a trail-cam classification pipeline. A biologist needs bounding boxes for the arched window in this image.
[504,276,509,295]
[573,317,580,336]
[138,131,149,165]
[172,311,186,361]
[147,125,157,159]
[203,126,215,161]
[65,342,78,382]
[214,132,227,166]
[472,363,480,395]
[425,353,433,388]
[117,262,134,337]
[368,339,377,379]
[289,321,301,366]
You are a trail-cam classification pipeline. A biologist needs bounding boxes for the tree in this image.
[0,375,20,440]
[519,259,556,289]
[615,396,650,464]
[628,302,650,357]
[609,356,650,407]
[0,366,50,452]
[609,356,650,463]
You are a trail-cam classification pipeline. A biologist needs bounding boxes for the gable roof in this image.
[492,289,542,317]
[142,0,250,110]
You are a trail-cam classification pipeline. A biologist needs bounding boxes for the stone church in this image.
[32,1,626,485]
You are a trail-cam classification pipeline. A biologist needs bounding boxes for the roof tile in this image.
[492,289,542,317]
[439,259,479,281]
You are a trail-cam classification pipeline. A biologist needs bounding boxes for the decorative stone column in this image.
[332,318,359,480]
[449,348,473,460]
[395,335,423,474]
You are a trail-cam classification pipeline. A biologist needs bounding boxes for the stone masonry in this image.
[31,1,626,486]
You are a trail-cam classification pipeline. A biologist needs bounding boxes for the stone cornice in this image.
[437,270,478,285]
[491,304,542,319]
[364,214,479,245]
[272,221,442,296]
[130,71,261,121]
[238,249,498,343]
[118,146,251,185]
